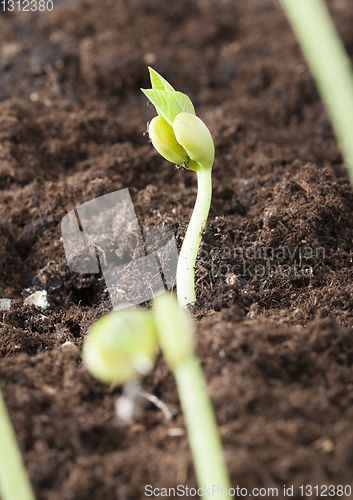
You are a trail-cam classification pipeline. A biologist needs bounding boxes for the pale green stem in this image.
[0,388,36,500]
[174,356,232,498]
[279,0,353,179]
[177,167,212,308]
[154,293,232,497]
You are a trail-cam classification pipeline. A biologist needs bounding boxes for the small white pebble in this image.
[225,273,238,287]
[24,290,49,310]
[0,299,11,310]
[61,341,75,348]
[30,93,38,102]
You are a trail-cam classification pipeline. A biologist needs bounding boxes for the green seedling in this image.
[280,0,353,181]
[83,294,232,498]
[0,387,36,500]
[141,68,214,308]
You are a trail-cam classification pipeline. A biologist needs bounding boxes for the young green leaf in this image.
[148,67,175,92]
[140,89,195,126]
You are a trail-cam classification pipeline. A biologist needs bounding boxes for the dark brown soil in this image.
[1,0,353,498]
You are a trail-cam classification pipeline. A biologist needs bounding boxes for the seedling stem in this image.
[280,0,353,180]
[0,388,36,500]
[174,356,231,494]
[154,293,232,497]
[177,167,212,308]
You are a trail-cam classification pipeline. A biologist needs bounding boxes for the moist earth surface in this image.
[1,0,353,498]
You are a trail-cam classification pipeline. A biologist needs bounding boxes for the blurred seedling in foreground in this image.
[83,293,232,498]
[0,388,36,500]
[280,0,353,181]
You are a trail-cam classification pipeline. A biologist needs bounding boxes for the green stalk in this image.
[0,388,36,500]
[174,356,231,497]
[154,293,231,498]
[279,0,353,179]
[177,167,212,308]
